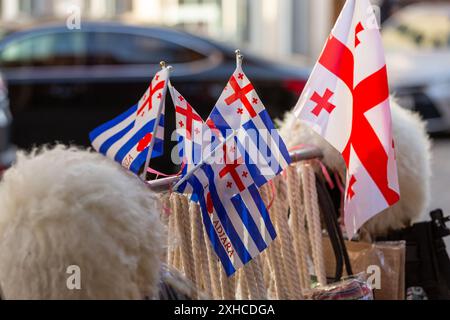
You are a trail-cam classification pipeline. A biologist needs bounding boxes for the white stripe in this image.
[206,204,244,270]
[91,112,135,151]
[236,128,278,178]
[193,168,260,261]
[251,115,289,169]
[240,188,273,247]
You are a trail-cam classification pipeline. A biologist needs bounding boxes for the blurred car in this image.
[0,22,309,171]
[382,3,450,133]
[0,73,15,173]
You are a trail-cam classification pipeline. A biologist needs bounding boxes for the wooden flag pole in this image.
[141,61,172,181]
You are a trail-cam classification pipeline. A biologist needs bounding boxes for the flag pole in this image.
[141,61,172,181]
[235,49,243,68]
[172,130,237,191]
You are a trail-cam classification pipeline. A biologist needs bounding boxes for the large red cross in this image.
[347,175,357,200]
[219,161,245,192]
[176,102,203,140]
[219,143,245,192]
[317,30,399,205]
[225,75,257,118]
[311,89,336,116]
[137,80,166,116]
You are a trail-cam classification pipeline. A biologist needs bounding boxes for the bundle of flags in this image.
[89,59,291,276]
[89,0,399,277]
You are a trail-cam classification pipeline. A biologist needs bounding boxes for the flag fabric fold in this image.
[293,0,400,238]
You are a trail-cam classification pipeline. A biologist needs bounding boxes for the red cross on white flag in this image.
[294,0,400,238]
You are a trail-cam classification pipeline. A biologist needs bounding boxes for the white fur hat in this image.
[0,145,165,299]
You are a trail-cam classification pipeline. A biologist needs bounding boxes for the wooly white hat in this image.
[278,99,432,237]
[0,145,165,299]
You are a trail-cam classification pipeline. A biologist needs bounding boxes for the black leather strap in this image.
[315,174,353,281]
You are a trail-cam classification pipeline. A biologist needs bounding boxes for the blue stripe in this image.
[242,119,283,176]
[97,121,135,155]
[209,108,231,138]
[177,135,184,159]
[114,120,157,163]
[189,175,236,276]
[129,147,148,174]
[89,104,138,142]
[202,164,252,265]
[257,110,291,166]
[248,184,277,240]
[235,137,268,188]
[128,138,164,174]
[193,141,202,165]
[230,193,268,252]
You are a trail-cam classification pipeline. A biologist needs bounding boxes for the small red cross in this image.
[137,80,166,116]
[179,95,184,102]
[194,128,200,135]
[176,103,203,140]
[347,175,357,200]
[178,120,184,128]
[252,98,258,104]
[355,22,364,47]
[226,181,233,188]
[155,75,159,81]
[310,89,336,116]
[225,75,257,118]
[242,171,248,178]
[238,73,244,80]
[237,108,243,115]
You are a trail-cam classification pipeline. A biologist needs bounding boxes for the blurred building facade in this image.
[10,0,435,62]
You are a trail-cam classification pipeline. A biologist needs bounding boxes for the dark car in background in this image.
[0,73,15,173]
[0,22,308,170]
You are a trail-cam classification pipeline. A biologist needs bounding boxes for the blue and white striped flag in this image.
[207,65,291,187]
[183,159,276,276]
[89,69,169,174]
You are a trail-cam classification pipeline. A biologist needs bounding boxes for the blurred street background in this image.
[0,0,449,244]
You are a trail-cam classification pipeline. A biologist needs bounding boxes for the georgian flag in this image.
[294,0,400,238]
[207,66,291,187]
[89,69,169,174]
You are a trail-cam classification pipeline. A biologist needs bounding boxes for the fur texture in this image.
[279,99,432,237]
[0,145,165,299]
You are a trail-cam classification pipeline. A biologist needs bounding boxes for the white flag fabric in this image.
[294,0,400,238]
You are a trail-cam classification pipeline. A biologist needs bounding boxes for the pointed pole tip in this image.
[235,49,243,67]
